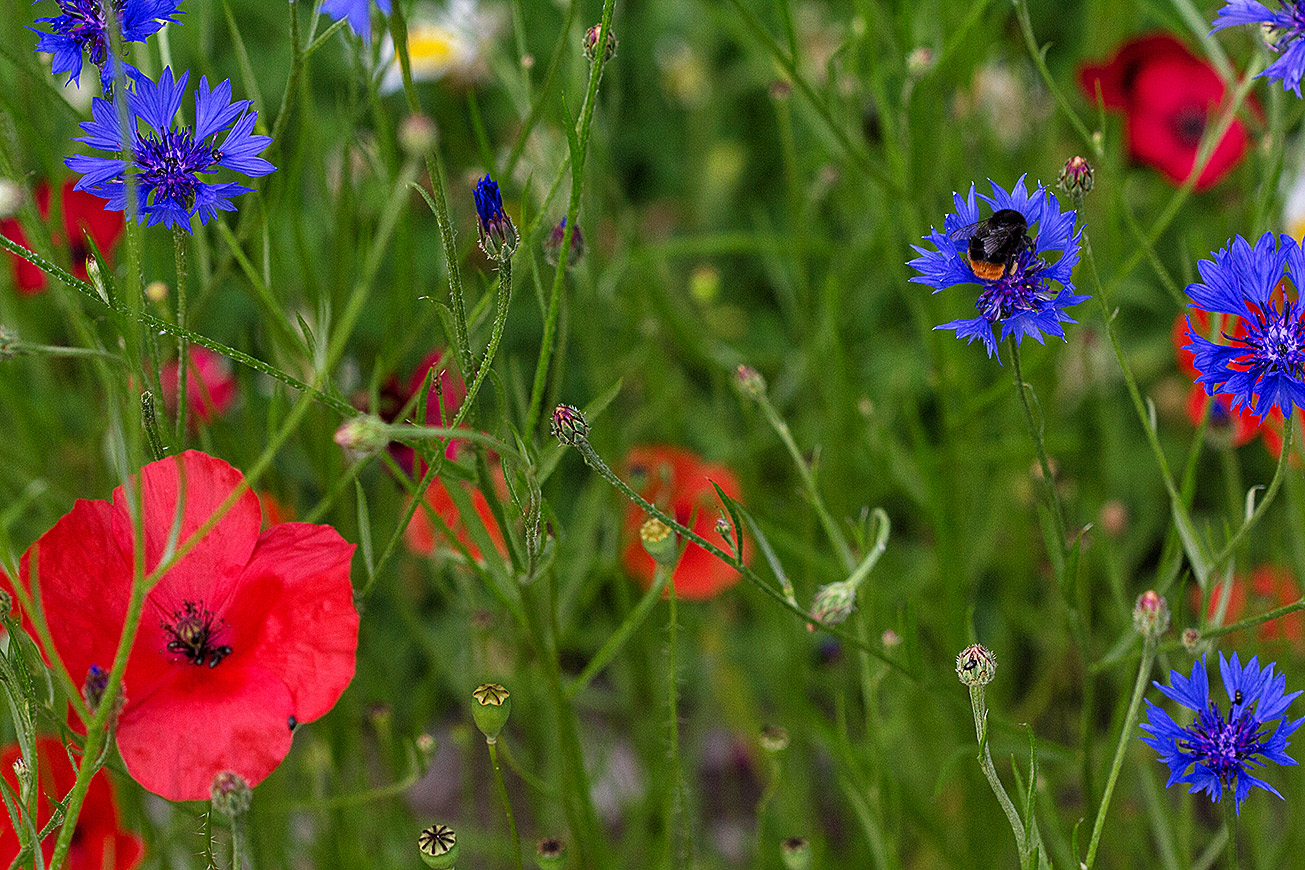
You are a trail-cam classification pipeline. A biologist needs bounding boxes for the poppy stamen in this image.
[162,600,232,668]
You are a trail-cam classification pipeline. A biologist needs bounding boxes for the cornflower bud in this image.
[1132,590,1170,640]
[12,757,31,803]
[418,824,460,869]
[955,643,997,687]
[780,836,811,870]
[583,23,617,63]
[810,579,857,626]
[473,175,518,261]
[543,217,585,267]
[472,683,511,742]
[1057,155,1094,200]
[640,517,678,567]
[1182,627,1203,653]
[333,414,389,458]
[535,837,566,869]
[550,404,589,445]
[82,664,110,712]
[734,364,765,398]
[906,46,935,77]
[210,770,252,818]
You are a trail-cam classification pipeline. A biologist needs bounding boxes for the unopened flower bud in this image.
[210,770,252,817]
[85,256,107,302]
[473,175,518,261]
[418,824,459,869]
[334,414,389,457]
[400,114,439,157]
[472,683,511,742]
[881,628,902,649]
[1182,627,1202,653]
[583,23,617,63]
[760,725,790,753]
[906,46,934,77]
[1132,590,1170,640]
[543,217,585,267]
[1057,155,1094,199]
[550,404,588,445]
[956,643,997,687]
[640,517,678,567]
[82,664,110,712]
[535,837,566,869]
[734,364,765,398]
[144,280,169,303]
[780,836,811,870]
[12,757,30,803]
[810,580,857,626]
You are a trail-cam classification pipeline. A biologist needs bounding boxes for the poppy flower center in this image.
[161,600,232,667]
[1171,108,1206,148]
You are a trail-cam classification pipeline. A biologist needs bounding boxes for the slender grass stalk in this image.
[1082,636,1158,870]
[568,563,672,698]
[487,740,524,870]
[1008,338,1069,562]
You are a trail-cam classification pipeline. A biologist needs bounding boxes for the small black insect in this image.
[948,208,1034,281]
[288,715,298,731]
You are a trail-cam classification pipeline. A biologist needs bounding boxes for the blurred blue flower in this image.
[33,0,184,94]
[321,0,393,45]
[1141,652,1303,813]
[1212,2,1305,95]
[908,176,1086,361]
[65,67,274,231]
[1184,232,1305,419]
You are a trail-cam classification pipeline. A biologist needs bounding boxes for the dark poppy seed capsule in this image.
[418,824,459,869]
[780,837,811,870]
[535,837,566,869]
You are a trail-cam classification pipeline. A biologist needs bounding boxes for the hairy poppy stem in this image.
[567,563,673,699]
[486,740,523,870]
[172,226,189,441]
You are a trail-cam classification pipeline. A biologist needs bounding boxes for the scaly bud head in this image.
[809,580,857,626]
[734,364,765,398]
[473,175,518,261]
[1057,155,1094,200]
[1132,590,1170,641]
[333,414,390,458]
[550,404,589,446]
[210,770,252,817]
[543,217,585,267]
[955,643,997,687]
[583,23,617,63]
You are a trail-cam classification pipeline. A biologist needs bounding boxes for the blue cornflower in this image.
[1184,232,1305,419]
[321,0,393,45]
[473,175,517,261]
[1141,653,1303,813]
[1212,2,1305,95]
[65,68,274,232]
[908,176,1087,361]
[33,0,184,94]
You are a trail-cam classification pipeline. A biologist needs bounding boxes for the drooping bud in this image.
[471,683,511,742]
[418,824,460,869]
[535,837,566,870]
[333,414,390,458]
[582,23,617,64]
[543,217,585,267]
[1057,155,1094,200]
[809,580,857,626]
[400,114,439,157]
[759,725,790,753]
[473,175,518,261]
[780,836,812,870]
[955,643,997,687]
[1181,627,1202,653]
[734,364,765,398]
[550,404,589,446]
[210,770,252,817]
[1132,590,1170,641]
[640,517,678,567]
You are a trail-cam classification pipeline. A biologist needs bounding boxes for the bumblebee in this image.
[949,208,1034,281]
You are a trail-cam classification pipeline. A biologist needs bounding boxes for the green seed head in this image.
[418,824,459,869]
[472,683,512,742]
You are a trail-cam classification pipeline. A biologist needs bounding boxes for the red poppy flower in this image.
[160,346,238,425]
[365,349,467,476]
[1,179,123,295]
[620,445,743,600]
[1079,34,1250,191]
[7,451,358,801]
[0,737,144,870]
[1198,566,1304,645]
[259,491,293,528]
[404,464,508,560]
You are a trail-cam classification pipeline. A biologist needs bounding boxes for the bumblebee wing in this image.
[946,219,987,242]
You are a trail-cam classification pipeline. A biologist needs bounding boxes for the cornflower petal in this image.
[1211,1,1305,94]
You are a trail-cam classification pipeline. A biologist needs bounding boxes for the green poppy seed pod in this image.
[210,770,252,818]
[640,517,678,567]
[582,23,617,63]
[472,683,511,742]
[1057,155,1094,199]
[535,837,566,869]
[955,644,997,687]
[759,725,790,753]
[734,364,766,398]
[780,836,811,870]
[1132,590,1170,641]
[418,824,459,869]
[809,580,856,626]
[550,404,589,446]
[333,414,389,458]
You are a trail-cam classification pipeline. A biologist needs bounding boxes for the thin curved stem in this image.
[487,740,523,870]
[1009,339,1069,560]
[969,683,1026,857]
[567,564,672,698]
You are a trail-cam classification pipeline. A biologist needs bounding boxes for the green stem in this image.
[567,563,672,698]
[1009,339,1069,563]
[487,740,524,870]
[172,226,189,442]
[968,683,1026,857]
[1207,423,1294,576]
[1224,795,1239,870]
[1082,636,1157,869]
[524,0,616,435]
[231,815,243,870]
[664,578,688,868]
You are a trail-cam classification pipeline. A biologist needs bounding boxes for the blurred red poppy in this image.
[369,348,467,476]
[404,464,508,561]
[7,451,358,801]
[160,346,238,426]
[0,737,144,870]
[1,179,123,295]
[1199,566,1304,645]
[1079,34,1250,191]
[620,445,743,600]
